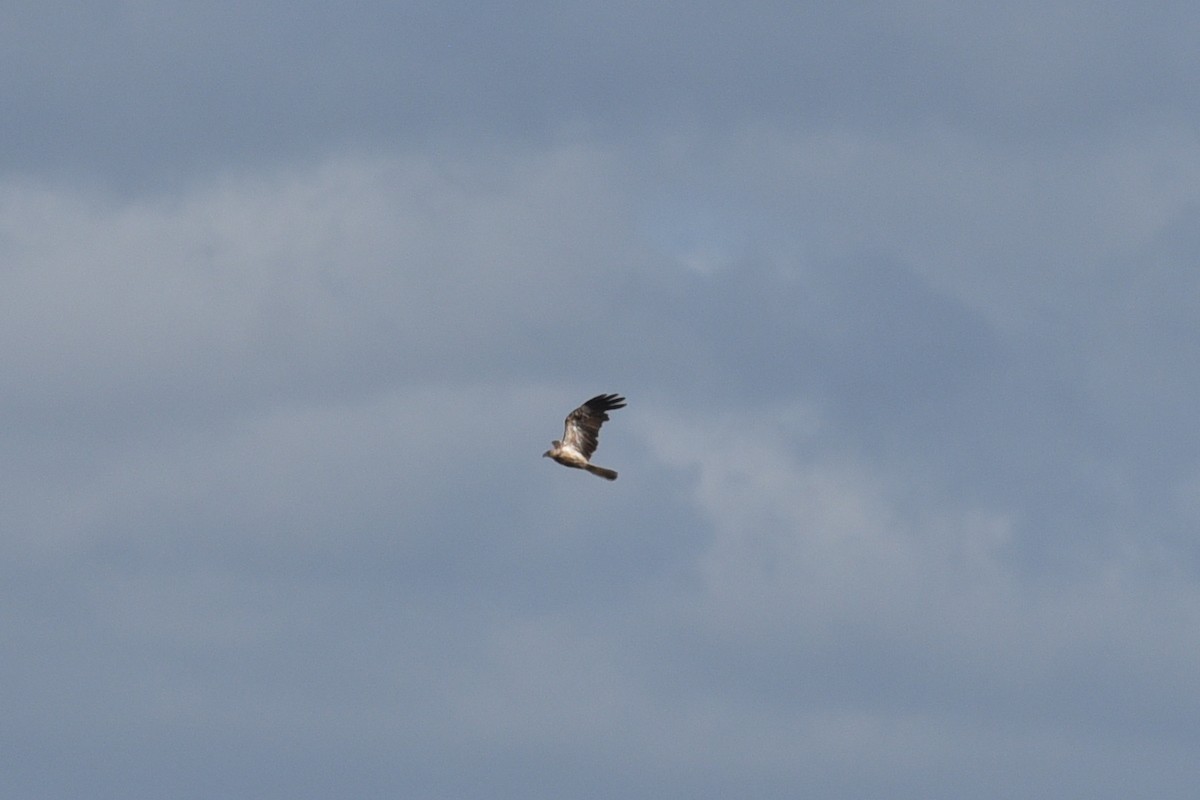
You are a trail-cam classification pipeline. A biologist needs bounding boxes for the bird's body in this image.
[543,393,626,480]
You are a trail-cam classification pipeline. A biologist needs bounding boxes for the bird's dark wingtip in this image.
[589,393,626,411]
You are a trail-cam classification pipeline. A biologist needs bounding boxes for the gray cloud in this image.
[6,3,1198,187]
[4,3,1200,798]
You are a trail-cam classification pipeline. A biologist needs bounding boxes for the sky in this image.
[4,2,1200,798]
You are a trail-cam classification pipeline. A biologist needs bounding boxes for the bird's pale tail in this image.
[585,465,618,481]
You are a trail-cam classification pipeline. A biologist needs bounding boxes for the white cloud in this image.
[639,400,1200,748]
[0,146,649,412]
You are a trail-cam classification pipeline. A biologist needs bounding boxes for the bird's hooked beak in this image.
[541,450,551,458]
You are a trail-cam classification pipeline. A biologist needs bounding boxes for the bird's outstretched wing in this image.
[561,393,626,459]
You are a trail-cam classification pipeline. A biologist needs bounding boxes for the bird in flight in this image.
[542,393,627,480]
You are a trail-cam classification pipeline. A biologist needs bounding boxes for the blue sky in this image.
[4,3,1200,798]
